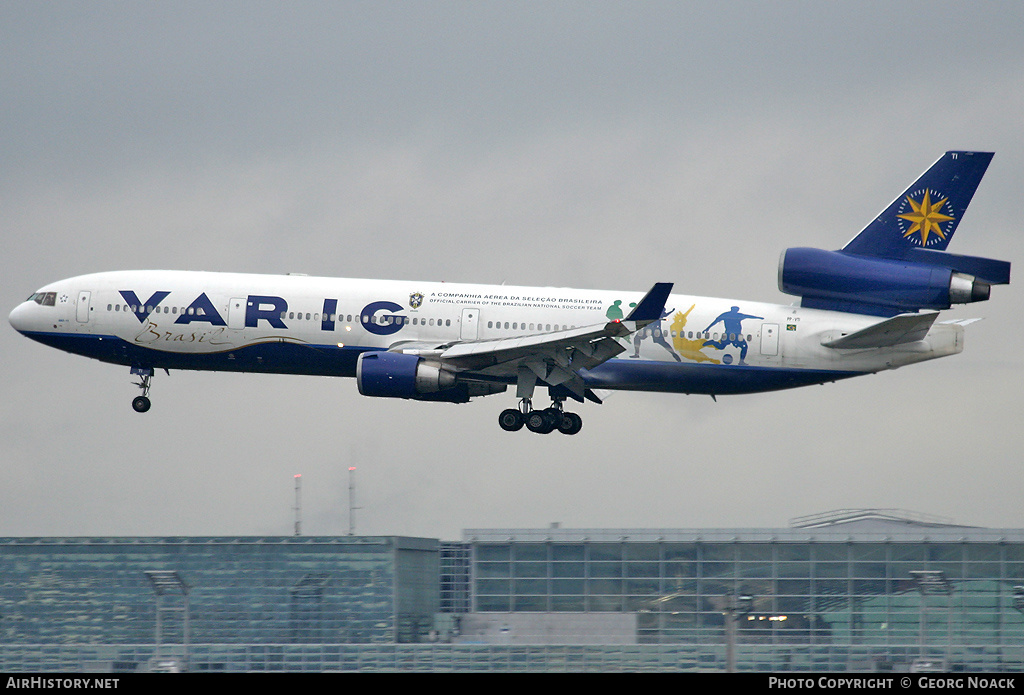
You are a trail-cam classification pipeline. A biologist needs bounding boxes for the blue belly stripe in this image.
[18,331,862,395]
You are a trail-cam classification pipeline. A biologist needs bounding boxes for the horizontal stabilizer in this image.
[822,312,939,349]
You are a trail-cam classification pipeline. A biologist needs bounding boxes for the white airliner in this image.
[9,152,1010,434]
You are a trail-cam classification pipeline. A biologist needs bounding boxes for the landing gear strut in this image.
[131,367,153,413]
[498,397,583,435]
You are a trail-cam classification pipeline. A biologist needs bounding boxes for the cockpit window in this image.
[28,292,56,306]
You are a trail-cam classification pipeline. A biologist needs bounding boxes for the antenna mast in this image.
[293,474,302,536]
[348,467,358,535]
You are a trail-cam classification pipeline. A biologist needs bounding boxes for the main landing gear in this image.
[498,398,583,435]
[131,367,154,413]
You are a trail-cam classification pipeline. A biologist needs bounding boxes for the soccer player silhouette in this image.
[632,307,681,361]
[701,306,763,364]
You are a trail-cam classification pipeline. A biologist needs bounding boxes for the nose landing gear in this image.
[131,367,154,413]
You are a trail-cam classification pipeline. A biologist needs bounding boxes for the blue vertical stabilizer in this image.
[843,151,993,258]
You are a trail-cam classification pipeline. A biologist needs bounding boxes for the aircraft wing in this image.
[391,283,673,402]
[822,311,939,349]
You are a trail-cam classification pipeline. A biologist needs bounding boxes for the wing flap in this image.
[437,321,631,371]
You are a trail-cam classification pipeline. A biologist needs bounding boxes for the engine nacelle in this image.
[356,351,459,400]
[779,247,990,314]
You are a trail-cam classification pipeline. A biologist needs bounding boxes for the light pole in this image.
[144,570,191,672]
[724,592,753,673]
[909,570,952,671]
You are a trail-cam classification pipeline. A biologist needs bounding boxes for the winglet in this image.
[624,283,674,322]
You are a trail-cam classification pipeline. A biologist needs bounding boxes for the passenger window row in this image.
[103,303,755,342]
[486,321,573,332]
[314,314,452,328]
[107,304,204,316]
[104,304,455,327]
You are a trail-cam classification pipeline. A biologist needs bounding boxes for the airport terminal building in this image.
[1,510,1022,672]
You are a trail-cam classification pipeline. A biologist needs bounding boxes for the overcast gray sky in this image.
[2,1,1022,540]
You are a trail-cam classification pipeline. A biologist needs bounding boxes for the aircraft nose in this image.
[8,302,33,334]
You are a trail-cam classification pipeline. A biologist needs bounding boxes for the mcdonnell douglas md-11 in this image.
[9,152,1010,434]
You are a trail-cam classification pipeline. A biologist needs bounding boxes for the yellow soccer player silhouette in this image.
[670,305,721,364]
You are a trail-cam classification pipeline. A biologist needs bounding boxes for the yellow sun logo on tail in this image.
[897,190,954,246]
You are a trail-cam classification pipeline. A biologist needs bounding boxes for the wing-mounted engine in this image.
[778,247,1005,316]
[355,351,504,403]
[357,351,457,400]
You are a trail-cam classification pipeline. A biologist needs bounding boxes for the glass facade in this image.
[439,542,471,615]
[0,536,438,649]
[465,523,1024,671]
[2,517,1024,671]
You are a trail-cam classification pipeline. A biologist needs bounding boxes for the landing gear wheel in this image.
[498,408,524,431]
[542,408,563,432]
[501,396,583,434]
[525,409,556,434]
[132,396,151,413]
[557,411,583,435]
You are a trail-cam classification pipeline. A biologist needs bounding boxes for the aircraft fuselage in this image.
[9,269,962,397]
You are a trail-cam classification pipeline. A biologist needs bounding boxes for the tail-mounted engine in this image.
[779,247,1008,316]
